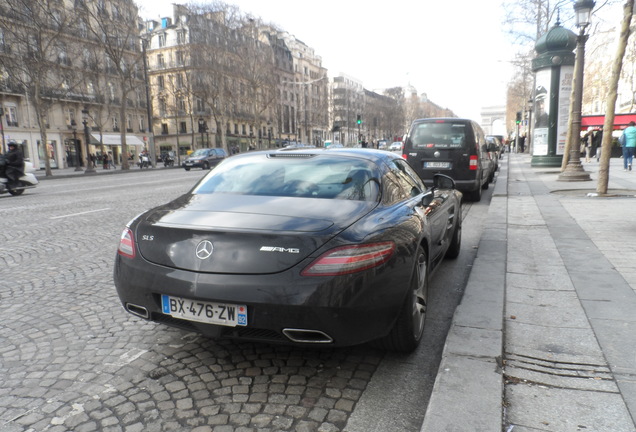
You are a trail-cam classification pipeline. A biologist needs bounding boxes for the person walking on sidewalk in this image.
[620,121,636,171]
[593,127,603,162]
[107,152,116,170]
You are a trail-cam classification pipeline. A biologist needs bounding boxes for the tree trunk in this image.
[32,83,53,177]
[119,94,130,170]
[597,0,634,194]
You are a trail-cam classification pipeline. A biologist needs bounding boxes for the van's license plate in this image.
[424,161,451,168]
[161,295,247,326]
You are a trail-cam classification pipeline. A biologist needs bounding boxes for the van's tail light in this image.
[469,155,478,170]
[301,242,396,276]
[118,228,136,259]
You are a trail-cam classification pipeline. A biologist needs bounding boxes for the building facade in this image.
[0,0,147,171]
[143,5,330,157]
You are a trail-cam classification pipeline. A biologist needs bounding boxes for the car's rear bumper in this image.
[182,162,204,168]
[114,254,412,347]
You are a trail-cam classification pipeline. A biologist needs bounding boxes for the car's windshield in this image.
[410,122,468,149]
[190,149,208,157]
[193,154,380,201]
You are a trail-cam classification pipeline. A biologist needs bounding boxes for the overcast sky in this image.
[136,0,518,120]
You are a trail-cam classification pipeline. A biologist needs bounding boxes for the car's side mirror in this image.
[433,173,455,190]
[422,189,434,207]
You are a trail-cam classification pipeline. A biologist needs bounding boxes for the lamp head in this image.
[574,0,595,29]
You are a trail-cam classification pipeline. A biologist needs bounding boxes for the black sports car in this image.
[114,148,462,352]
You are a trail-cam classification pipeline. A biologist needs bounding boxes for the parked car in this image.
[182,148,227,170]
[485,135,501,173]
[486,135,505,160]
[402,118,495,202]
[389,142,403,151]
[114,148,462,352]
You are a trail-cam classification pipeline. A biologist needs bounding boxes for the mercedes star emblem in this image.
[195,240,214,260]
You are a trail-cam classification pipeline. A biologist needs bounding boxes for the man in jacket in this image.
[621,121,636,171]
[5,142,24,186]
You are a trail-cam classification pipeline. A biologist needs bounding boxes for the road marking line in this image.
[50,208,111,219]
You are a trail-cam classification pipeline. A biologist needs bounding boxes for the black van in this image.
[402,118,495,202]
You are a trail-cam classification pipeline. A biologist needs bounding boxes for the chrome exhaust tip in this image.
[126,303,149,319]
[282,328,333,344]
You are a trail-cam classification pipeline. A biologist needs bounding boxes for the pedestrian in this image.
[90,153,97,168]
[518,135,526,153]
[583,130,593,163]
[593,127,603,162]
[620,121,636,171]
[107,152,116,169]
[102,153,109,170]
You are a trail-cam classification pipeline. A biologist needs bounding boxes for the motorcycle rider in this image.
[5,142,24,188]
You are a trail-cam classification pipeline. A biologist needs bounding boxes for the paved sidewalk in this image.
[34,163,173,179]
[422,153,636,432]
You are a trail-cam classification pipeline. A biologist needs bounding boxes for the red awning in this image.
[581,113,636,130]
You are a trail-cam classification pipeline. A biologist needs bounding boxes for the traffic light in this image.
[357,114,361,125]
[516,111,521,124]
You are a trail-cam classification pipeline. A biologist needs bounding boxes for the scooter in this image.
[0,157,38,196]
[138,156,150,169]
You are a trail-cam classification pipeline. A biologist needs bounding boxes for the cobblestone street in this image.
[0,170,385,432]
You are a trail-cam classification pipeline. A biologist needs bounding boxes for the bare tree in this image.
[503,0,571,47]
[0,0,79,176]
[237,16,278,148]
[75,40,121,157]
[184,2,244,153]
[403,88,426,130]
[597,0,634,194]
[383,87,406,140]
[76,0,144,170]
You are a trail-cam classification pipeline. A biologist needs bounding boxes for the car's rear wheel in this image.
[374,245,428,352]
[184,167,191,171]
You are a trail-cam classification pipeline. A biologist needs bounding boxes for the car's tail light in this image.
[301,242,396,276]
[118,228,136,259]
[469,155,478,170]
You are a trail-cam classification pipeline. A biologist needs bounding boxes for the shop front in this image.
[90,133,145,165]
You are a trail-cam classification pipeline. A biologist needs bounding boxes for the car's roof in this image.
[265,147,399,162]
[411,117,474,124]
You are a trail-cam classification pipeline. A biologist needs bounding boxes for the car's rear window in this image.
[193,154,380,201]
[409,122,468,149]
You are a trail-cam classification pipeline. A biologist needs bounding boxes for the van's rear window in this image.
[410,123,467,149]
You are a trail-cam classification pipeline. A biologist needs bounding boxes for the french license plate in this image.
[424,161,451,169]
[161,295,247,327]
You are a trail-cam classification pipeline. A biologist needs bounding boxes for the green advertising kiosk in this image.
[531,22,577,167]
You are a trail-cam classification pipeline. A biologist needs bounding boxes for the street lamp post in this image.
[141,35,156,168]
[198,117,205,148]
[72,128,82,171]
[0,108,6,153]
[82,109,95,174]
[558,0,594,182]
